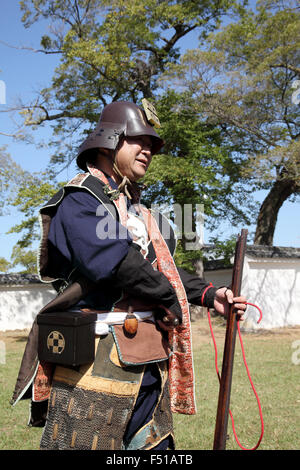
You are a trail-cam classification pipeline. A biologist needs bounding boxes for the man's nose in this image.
[141,146,152,158]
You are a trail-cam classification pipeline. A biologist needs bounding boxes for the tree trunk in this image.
[254,178,300,246]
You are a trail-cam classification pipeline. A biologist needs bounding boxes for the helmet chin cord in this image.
[92,141,144,202]
[112,161,133,200]
[112,143,144,203]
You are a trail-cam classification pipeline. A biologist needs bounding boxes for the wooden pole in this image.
[213,229,248,450]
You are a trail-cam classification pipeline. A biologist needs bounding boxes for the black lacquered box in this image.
[37,311,97,367]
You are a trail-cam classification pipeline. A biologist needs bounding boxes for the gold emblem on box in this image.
[47,331,65,354]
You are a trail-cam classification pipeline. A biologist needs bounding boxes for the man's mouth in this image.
[136,158,148,167]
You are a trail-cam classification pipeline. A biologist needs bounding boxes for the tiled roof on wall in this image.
[245,245,300,258]
[0,273,41,285]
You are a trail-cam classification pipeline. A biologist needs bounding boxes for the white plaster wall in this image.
[1,257,300,331]
[241,256,300,330]
[0,284,56,331]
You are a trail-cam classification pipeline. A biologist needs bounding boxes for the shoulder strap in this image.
[150,208,177,257]
[41,173,117,219]
[38,173,119,285]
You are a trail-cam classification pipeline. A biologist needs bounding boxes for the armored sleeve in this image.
[48,190,182,320]
[114,244,183,322]
[48,190,132,282]
[177,267,217,308]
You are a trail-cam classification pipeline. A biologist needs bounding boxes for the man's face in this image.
[115,135,153,181]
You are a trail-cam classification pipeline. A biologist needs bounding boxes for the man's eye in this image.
[128,136,152,149]
[140,139,152,149]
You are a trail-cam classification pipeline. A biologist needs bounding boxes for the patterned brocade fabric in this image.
[40,335,173,450]
[86,165,196,415]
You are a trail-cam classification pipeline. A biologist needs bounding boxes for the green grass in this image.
[0,331,43,450]
[173,318,300,450]
[1,319,299,450]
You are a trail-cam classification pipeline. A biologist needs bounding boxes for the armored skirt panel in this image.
[40,333,174,450]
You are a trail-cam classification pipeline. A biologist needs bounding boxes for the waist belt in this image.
[67,309,170,366]
[95,311,154,335]
[70,309,154,336]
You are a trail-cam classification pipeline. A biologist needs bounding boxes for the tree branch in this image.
[162,23,198,54]
[0,40,62,55]
[270,63,300,76]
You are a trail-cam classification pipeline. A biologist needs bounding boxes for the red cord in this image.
[202,285,264,450]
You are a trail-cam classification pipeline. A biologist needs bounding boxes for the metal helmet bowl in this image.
[76,101,164,171]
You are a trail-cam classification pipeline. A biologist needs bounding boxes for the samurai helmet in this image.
[76,100,164,171]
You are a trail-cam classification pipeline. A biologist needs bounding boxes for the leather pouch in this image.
[111,320,171,366]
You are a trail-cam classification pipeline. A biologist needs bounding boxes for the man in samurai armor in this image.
[10,100,247,450]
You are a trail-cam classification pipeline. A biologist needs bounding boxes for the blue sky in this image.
[0,1,299,268]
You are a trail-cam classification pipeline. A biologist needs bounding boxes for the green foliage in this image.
[0,150,64,268]
[5,0,254,264]
[143,91,256,229]
[173,239,203,274]
[206,236,237,266]
[4,0,299,256]
[16,0,240,172]
[0,257,11,273]
[162,0,300,244]
[0,249,38,275]
[0,147,28,215]
[10,246,37,274]
[7,172,65,248]
[163,0,300,171]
